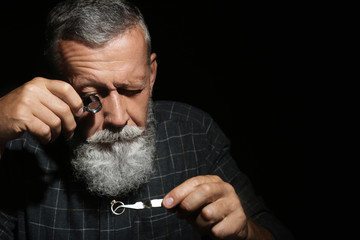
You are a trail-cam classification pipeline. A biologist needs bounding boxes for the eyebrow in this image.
[71,74,101,88]
[114,80,147,90]
[73,76,147,92]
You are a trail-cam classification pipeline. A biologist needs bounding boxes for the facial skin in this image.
[59,26,157,139]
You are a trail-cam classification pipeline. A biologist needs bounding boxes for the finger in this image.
[25,116,52,144]
[163,175,223,209]
[188,199,228,235]
[210,209,248,239]
[32,103,63,141]
[198,198,232,224]
[175,182,225,218]
[189,196,237,235]
[39,93,77,139]
[44,80,84,116]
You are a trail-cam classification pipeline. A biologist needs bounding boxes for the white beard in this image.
[70,102,156,197]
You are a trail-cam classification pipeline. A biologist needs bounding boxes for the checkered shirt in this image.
[0,101,293,240]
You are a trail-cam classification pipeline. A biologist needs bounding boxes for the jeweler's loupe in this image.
[83,95,102,114]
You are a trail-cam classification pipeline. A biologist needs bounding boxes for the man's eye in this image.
[82,89,107,99]
[117,89,143,96]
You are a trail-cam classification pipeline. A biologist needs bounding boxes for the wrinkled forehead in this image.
[58,27,150,81]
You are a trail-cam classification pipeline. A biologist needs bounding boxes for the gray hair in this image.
[45,0,151,73]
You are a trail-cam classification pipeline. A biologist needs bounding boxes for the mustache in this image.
[87,126,145,144]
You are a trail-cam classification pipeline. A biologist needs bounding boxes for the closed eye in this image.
[117,88,143,97]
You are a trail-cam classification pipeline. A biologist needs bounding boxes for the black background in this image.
[2,1,307,239]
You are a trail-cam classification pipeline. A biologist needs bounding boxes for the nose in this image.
[102,91,130,129]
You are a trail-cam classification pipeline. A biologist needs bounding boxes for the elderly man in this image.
[0,0,293,239]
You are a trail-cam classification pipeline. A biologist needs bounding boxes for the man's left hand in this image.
[163,175,249,239]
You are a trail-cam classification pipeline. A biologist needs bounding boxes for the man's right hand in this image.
[0,77,83,155]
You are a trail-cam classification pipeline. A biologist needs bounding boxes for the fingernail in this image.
[65,132,74,141]
[164,197,174,208]
[77,107,84,116]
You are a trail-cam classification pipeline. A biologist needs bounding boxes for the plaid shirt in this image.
[0,101,293,240]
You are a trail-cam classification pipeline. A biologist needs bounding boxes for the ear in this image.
[149,53,157,94]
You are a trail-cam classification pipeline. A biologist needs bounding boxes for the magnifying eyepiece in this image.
[83,95,102,114]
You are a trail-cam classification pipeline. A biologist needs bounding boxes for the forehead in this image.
[59,27,149,88]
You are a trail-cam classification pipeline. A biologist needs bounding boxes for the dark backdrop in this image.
[2,1,306,239]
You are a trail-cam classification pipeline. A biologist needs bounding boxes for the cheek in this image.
[128,89,152,128]
[127,98,149,128]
